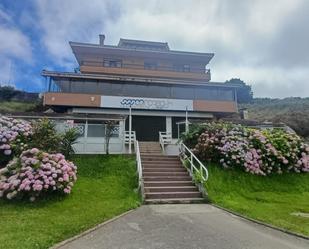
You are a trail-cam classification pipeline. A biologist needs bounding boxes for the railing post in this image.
[128,107,132,154]
[190,153,193,172]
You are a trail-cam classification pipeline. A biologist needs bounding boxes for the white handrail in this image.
[179,142,208,182]
[124,131,136,144]
[159,131,172,151]
[134,140,144,199]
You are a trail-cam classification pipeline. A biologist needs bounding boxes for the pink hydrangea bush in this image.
[185,123,309,175]
[0,115,32,165]
[0,148,77,201]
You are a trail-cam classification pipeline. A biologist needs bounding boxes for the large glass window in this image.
[171,86,195,99]
[144,62,158,70]
[103,60,122,68]
[87,123,105,137]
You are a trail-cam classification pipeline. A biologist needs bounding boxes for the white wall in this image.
[55,120,126,154]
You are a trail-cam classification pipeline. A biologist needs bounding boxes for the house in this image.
[42,35,239,153]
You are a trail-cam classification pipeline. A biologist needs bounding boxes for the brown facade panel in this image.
[44,93,101,107]
[79,65,211,81]
[193,100,237,113]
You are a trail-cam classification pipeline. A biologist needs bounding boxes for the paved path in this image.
[58,204,309,249]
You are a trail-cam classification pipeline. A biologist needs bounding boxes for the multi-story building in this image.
[43,35,238,153]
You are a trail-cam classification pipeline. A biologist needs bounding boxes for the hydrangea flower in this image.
[0,148,77,201]
[188,122,309,175]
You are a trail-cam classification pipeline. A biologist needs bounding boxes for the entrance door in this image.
[126,116,166,141]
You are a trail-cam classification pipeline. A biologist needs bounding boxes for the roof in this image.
[69,40,214,66]
[118,38,170,51]
[42,70,240,89]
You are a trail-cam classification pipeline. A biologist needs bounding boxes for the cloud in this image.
[0,6,32,86]
[27,0,309,97]
[34,0,118,68]
[0,26,32,60]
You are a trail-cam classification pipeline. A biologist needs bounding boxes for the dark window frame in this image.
[144,61,158,70]
[103,59,122,68]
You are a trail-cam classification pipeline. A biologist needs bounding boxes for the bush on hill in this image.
[182,122,309,175]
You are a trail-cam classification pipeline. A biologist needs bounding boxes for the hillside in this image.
[241,98,309,139]
[0,101,38,113]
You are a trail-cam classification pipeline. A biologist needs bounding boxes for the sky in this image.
[0,0,308,98]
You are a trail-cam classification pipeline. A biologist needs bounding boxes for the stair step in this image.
[143,164,182,167]
[144,181,194,187]
[141,156,179,159]
[143,168,186,172]
[145,197,205,204]
[140,153,162,155]
[145,186,198,192]
[142,162,181,165]
[143,158,179,160]
[143,167,184,171]
[142,162,182,166]
[145,191,202,199]
[143,176,192,181]
[143,172,189,177]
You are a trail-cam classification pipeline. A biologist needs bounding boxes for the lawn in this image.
[0,155,140,249]
[205,164,309,236]
[0,101,37,113]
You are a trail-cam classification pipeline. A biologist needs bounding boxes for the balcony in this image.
[79,62,211,81]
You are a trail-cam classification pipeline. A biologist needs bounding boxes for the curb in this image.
[211,203,309,241]
[50,208,137,249]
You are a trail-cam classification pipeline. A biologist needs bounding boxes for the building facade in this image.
[43,35,238,149]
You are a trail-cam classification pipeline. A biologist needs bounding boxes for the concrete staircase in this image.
[140,142,204,204]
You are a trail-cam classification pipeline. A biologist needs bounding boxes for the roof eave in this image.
[69,41,214,60]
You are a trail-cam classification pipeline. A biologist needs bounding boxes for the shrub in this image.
[30,118,62,153]
[30,118,79,157]
[0,116,32,166]
[0,148,77,201]
[182,122,309,175]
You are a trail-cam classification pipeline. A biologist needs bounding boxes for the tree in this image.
[225,78,253,104]
[104,120,118,155]
[0,85,18,101]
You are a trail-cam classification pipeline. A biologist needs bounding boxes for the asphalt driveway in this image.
[57,204,309,249]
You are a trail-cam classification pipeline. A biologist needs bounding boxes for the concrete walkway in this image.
[58,204,309,249]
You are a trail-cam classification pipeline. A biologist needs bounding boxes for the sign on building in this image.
[101,96,193,111]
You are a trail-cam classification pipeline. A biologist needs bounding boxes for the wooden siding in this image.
[44,93,237,113]
[44,92,101,107]
[193,100,237,113]
[79,65,210,81]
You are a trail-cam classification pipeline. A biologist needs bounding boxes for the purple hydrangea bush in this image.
[0,115,32,165]
[186,123,309,175]
[0,148,77,201]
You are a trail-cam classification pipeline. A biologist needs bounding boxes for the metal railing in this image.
[179,142,208,182]
[134,140,144,200]
[159,131,172,151]
[124,131,136,144]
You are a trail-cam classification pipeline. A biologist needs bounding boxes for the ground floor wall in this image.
[54,119,126,154]
[73,107,214,143]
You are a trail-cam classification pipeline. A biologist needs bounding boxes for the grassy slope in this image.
[205,164,309,236]
[241,98,309,121]
[0,155,140,249]
[0,101,37,113]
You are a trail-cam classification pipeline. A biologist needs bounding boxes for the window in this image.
[103,60,122,68]
[183,65,190,72]
[173,64,190,72]
[144,62,157,70]
[87,123,105,137]
[109,125,120,137]
[171,86,195,99]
